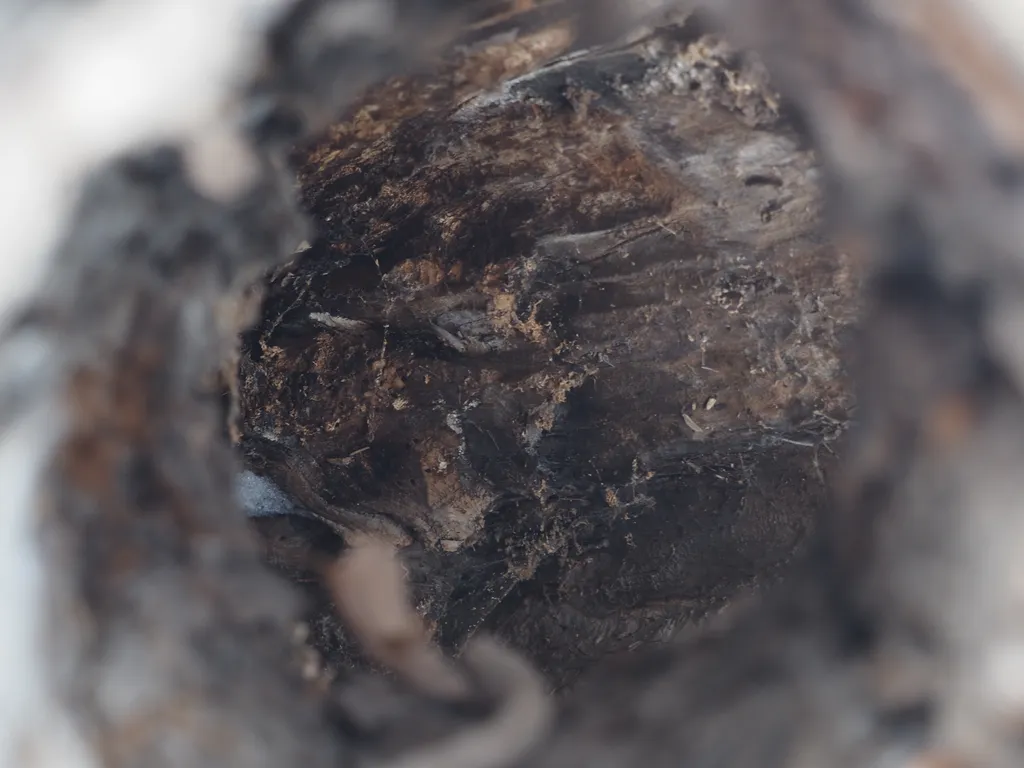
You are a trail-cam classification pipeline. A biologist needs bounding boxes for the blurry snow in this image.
[235,469,299,518]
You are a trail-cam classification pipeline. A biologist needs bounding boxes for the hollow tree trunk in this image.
[16,1,1024,768]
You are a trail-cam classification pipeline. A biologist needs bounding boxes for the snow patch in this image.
[235,470,300,518]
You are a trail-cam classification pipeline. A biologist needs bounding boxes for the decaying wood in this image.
[9,0,1024,767]
[239,11,850,686]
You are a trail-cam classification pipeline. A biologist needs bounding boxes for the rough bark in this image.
[239,11,855,688]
